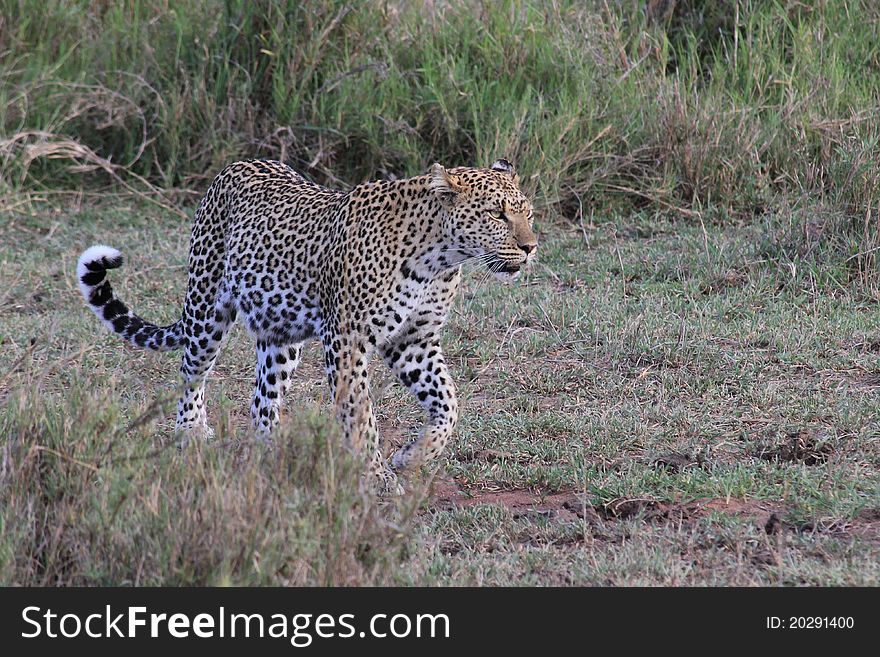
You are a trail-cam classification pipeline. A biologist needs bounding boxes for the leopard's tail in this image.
[77,245,183,352]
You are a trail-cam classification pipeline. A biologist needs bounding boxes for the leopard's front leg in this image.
[381,329,459,470]
[380,269,461,471]
[322,332,400,495]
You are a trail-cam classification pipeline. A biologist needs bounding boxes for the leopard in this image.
[77,158,537,493]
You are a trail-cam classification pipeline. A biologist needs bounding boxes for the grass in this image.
[1,0,879,585]
[1,202,877,585]
[2,1,880,224]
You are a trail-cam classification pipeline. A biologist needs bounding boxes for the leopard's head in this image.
[430,159,537,281]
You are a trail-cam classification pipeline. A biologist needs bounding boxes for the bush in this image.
[0,362,417,585]
[1,0,877,287]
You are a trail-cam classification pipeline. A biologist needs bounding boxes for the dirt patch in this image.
[799,508,880,546]
[666,498,784,526]
[757,428,834,466]
[853,371,880,388]
[651,451,707,472]
[457,448,539,465]
[427,478,879,552]
[859,339,880,353]
[429,477,597,521]
[850,508,880,544]
[598,496,785,528]
[700,269,748,295]
[599,497,663,519]
[617,351,682,377]
[429,477,784,529]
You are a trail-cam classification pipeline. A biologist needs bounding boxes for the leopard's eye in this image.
[489,211,507,223]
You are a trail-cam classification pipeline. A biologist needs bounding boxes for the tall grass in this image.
[0,0,878,291]
[2,1,878,217]
[1,1,878,587]
[0,359,416,585]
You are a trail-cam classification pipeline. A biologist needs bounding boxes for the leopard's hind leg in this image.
[172,167,238,444]
[175,300,237,444]
[251,340,303,441]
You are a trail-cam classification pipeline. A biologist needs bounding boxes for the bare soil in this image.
[430,475,788,528]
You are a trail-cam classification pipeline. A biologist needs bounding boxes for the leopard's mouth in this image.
[486,256,522,275]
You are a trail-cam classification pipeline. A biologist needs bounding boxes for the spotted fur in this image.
[78,158,537,493]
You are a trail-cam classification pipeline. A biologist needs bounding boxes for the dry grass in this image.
[1,353,428,585]
[1,0,878,587]
[1,200,877,585]
[2,2,879,236]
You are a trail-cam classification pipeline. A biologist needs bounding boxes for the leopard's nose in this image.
[518,242,537,255]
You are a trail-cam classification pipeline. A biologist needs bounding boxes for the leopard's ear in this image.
[429,163,465,207]
[490,158,516,176]
[491,158,519,185]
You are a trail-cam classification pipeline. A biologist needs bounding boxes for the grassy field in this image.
[4,1,880,216]
[1,202,877,585]
[1,0,879,585]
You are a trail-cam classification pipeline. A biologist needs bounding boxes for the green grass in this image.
[1,203,877,585]
[1,0,879,586]
[2,1,880,225]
